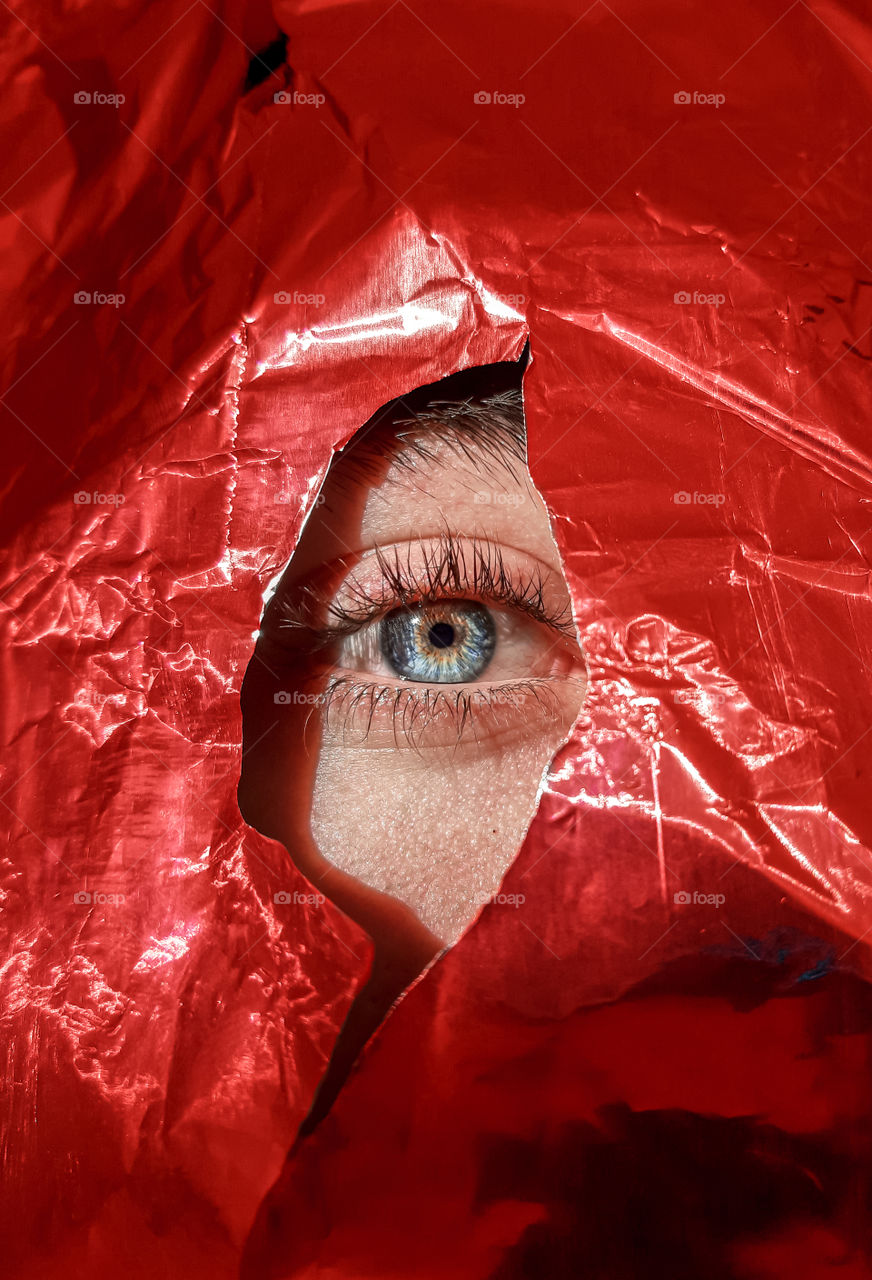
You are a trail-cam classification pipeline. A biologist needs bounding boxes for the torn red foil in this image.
[2,0,872,1276]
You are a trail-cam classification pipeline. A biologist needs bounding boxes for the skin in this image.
[239,411,586,1121]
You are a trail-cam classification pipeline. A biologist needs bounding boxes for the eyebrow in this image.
[334,388,528,490]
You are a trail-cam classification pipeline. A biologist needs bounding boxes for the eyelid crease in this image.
[268,531,576,649]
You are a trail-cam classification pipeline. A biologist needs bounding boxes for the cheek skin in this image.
[309,700,579,944]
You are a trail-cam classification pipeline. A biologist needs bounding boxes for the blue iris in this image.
[380,601,496,682]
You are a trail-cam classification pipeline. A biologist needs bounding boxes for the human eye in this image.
[239,368,588,950]
[263,532,585,752]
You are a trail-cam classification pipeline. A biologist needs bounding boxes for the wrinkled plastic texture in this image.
[3,0,872,1276]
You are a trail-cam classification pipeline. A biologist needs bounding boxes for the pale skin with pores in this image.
[243,416,585,942]
[239,407,586,1118]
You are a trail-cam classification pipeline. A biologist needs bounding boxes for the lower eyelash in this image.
[318,675,567,752]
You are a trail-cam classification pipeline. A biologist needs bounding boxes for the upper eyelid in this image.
[267,532,576,644]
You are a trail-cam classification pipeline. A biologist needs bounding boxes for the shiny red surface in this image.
[2,1,872,1275]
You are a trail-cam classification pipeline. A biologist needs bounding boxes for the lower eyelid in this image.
[319,675,584,751]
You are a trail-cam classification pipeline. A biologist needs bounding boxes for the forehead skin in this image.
[287,420,566,589]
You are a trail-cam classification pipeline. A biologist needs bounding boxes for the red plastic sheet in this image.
[3,1,872,1276]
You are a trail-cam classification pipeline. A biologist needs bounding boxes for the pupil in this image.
[428,621,455,649]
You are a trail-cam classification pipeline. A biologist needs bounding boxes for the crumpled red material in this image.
[3,0,872,1276]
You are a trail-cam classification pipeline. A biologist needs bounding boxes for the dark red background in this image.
[2,1,872,1275]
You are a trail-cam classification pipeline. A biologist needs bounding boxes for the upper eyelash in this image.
[269,531,575,647]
